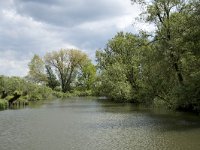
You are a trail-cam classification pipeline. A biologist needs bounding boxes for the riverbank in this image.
[0,75,98,110]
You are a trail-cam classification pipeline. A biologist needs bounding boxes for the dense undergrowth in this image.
[0,76,94,109]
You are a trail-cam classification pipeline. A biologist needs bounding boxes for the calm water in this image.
[0,97,200,150]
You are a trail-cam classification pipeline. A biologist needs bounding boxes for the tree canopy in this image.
[28,49,96,93]
[95,0,200,112]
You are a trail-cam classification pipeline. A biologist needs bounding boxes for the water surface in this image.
[0,97,200,150]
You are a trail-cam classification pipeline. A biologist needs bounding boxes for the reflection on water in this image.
[0,97,200,150]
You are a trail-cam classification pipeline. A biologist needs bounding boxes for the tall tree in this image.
[131,0,196,85]
[131,0,200,111]
[45,49,89,92]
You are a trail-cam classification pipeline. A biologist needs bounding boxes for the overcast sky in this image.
[0,0,152,77]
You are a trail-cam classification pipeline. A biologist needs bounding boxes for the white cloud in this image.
[0,50,29,77]
[0,0,150,77]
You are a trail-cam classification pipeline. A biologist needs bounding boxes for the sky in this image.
[0,0,152,77]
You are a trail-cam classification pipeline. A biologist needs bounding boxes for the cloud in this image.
[0,50,29,76]
[0,8,76,76]
[0,0,147,77]
[14,0,137,27]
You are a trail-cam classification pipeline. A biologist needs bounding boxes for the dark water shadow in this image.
[86,100,200,132]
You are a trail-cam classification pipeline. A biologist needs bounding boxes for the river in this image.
[0,97,200,150]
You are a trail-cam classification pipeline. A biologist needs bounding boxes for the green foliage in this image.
[95,0,200,113]
[140,0,200,112]
[0,99,8,109]
[26,84,53,101]
[0,76,53,104]
[44,49,94,92]
[18,95,29,103]
[1,49,97,110]
[52,89,93,99]
[96,62,132,101]
[76,60,96,91]
[96,32,147,102]
[171,73,200,112]
[45,65,60,90]
[28,54,47,83]
[27,49,97,93]
[0,76,25,96]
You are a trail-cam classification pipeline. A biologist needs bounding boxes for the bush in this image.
[18,95,29,102]
[52,91,73,99]
[0,76,54,103]
[97,63,133,102]
[158,70,200,113]
[0,99,8,109]
[53,91,64,98]
[172,77,200,113]
[78,90,93,96]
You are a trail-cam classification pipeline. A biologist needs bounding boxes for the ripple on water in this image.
[0,100,200,150]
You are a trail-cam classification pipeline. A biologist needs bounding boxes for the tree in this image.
[96,0,200,110]
[98,62,132,101]
[77,60,96,90]
[131,0,198,85]
[45,65,60,90]
[130,0,200,111]
[28,54,47,83]
[45,49,89,92]
[96,32,148,102]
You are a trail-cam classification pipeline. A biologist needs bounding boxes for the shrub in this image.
[0,99,8,109]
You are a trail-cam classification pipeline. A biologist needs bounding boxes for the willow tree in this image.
[45,49,89,92]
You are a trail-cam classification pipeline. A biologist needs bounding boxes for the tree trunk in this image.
[170,53,184,85]
[128,67,139,91]
[173,61,184,84]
